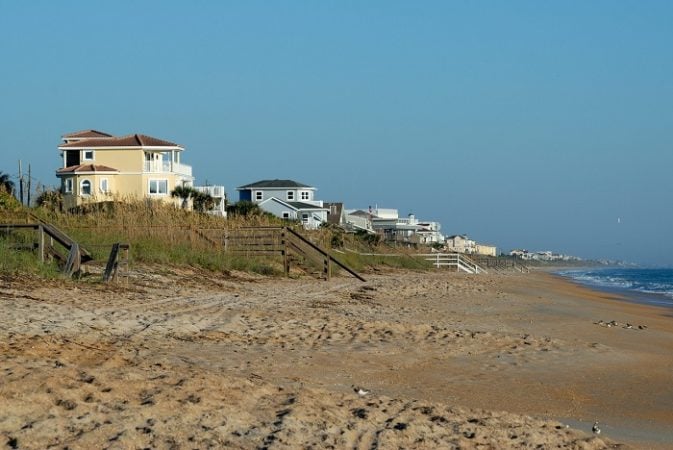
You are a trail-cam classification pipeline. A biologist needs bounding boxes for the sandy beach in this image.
[1,267,672,449]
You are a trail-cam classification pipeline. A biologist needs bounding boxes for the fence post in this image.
[38,225,45,263]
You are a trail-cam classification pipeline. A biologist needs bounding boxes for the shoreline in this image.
[2,268,672,448]
[552,268,673,311]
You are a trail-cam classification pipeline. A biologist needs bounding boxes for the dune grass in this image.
[2,200,435,279]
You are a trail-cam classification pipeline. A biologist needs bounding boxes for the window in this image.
[301,213,309,224]
[100,178,109,193]
[83,150,94,161]
[300,191,310,201]
[64,179,73,193]
[282,212,290,219]
[254,191,263,201]
[149,179,168,195]
[286,191,295,201]
[80,179,92,196]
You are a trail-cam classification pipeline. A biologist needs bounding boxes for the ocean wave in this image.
[558,268,673,302]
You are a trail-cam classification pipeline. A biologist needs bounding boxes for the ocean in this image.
[557,267,673,308]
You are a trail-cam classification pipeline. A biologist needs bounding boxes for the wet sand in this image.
[1,267,671,449]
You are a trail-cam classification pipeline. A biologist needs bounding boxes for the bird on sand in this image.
[353,386,370,396]
[592,421,601,435]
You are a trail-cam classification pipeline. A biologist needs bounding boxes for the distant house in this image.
[445,235,476,254]
[323,202,346,226]
[193,185,227,217]
[237,179,328,229]
[475,243,497,257]
[447,235,496,256]
[56,130,194,210]
[343,209,375,233]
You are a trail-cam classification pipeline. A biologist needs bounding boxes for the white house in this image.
[346,208,443,244]
[193,185,227,217]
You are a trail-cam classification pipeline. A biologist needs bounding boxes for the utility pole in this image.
[27,164,31,206]
[18,160,24,205]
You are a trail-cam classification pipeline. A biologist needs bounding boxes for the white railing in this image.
[144,161,192,177]
[419,253,487,274]
[194,185,225,197]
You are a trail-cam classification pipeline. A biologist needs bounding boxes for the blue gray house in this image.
[237,179,328,229]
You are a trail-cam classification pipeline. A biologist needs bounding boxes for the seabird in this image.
[353,386,370,397]
[592,421,601,435]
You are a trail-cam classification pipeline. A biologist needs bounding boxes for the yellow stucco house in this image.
[56,130,194,210]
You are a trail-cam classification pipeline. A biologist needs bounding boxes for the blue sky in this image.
[1,1,672,265]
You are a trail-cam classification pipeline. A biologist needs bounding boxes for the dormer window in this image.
[83,150,94,161]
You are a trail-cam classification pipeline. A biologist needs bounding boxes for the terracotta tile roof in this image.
[237,179,312,189]
[62,130,114,138]
[56,164,119,174]
[59,134,181,148]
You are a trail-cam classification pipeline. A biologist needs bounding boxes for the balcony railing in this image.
[144,161,192,177]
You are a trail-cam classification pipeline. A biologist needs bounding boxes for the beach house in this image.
[56,130,194,210]
[193,185,227,217]
[446,234,497,256]
[236,179,328,229]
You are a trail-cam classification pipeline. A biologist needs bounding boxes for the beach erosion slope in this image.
[1,268,671,449]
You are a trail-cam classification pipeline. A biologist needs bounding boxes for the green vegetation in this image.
[0,195,437,280]
[0,237,61,278]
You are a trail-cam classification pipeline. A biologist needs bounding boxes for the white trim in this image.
[254,191,263,201]
[80,179,92,196]
[148,179,169,195]
[286,190,295,201]
[82,149,94,161]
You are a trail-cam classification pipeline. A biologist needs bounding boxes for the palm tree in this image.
[192,191,215,213]
[0,171,14,194]
[171,185,194,209]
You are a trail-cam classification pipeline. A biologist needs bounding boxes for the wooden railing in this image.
[418,253,487,274]
[224,226,365,282]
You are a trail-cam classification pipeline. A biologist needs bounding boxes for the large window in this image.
[80,179,92,196]
[149,179,168,195]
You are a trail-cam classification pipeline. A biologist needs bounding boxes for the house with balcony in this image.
[236,179,328,229]
[56,130,194,210]
[193,185,227,217]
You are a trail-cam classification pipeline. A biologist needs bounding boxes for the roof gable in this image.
[237,179,312,190]
[259,197,327,211]
[56,164,119,174]
[63,130,114,139]
[59,134,181,149]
